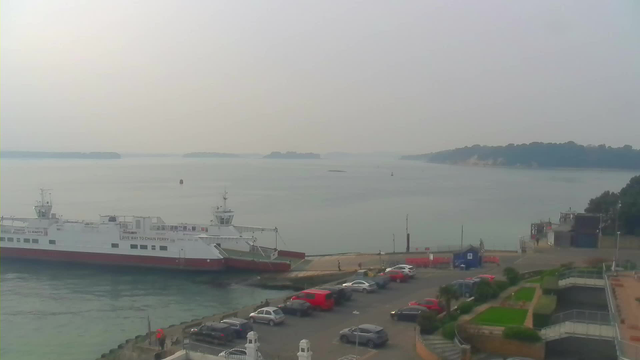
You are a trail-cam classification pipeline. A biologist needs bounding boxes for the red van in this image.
[291,289,335,311]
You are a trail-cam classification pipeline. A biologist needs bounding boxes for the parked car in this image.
[352,270,390,289]
[390,306,430,322]
[451,279,479,298]
[249,307,285,326]
[339,324,389,348]
[316,286,352,304]
[291,289,335,310]
[342,280,377,293]
[385,264,416,277]
[189,322,236,345]
[277,300,313,317]
[220,318,253,338]
[381,269,409,283]
[218,348,264,360]
[467,274,496,282]
[408,298,445,314]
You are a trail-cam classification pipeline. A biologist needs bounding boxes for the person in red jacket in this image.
[156,329,166,350]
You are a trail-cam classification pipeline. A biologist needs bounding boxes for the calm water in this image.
[0,158,636,360]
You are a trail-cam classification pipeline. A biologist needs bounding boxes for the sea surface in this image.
[0,157,637,360]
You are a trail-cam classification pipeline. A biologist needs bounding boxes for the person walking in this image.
[156,329,166,351]
[338,260,342,271]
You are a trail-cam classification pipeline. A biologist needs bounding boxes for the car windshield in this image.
[272,309,284,316]
[365,280,375,285]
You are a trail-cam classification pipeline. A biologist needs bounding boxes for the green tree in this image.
[417,310,440,334]
[585,190,620,234]
[503,267,520,286]
[437,284,460,316]
[619,175,640,235]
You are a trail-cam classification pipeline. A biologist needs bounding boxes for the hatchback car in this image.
[339,324,389,348]
[249,307,285,326]
[277,300,313,317]
[382,270,409,283]
[291,289,335,310]
[342,280,377,293]
[451,279,479,298]
[189,322,236,345]
[218,348,264,360]
[220,317,253,338]
[408,298,445,314]
[316,286,352,304]
[353,270,390,289]
[385,264,416,277]
[390,306,430,322]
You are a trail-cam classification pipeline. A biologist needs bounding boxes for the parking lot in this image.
[186,256,523,360]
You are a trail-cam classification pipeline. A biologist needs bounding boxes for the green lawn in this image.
[471,307,528,327]
[525,277,541,284]
[512,287,536,302]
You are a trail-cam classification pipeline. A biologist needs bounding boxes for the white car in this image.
[218,348,264,360]
[342,280,377,293]
[249,307,285,326]
[386,265,416,277]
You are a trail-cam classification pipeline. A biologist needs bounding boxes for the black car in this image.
[220,317,253,338]
[390,306,429,322]
[352,270,390,289]
[189,322,236,344]
[316,286,352,304]
[277,300,313,317]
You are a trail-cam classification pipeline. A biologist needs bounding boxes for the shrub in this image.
[494,280,510,293]
[457,301,475,315]
[503,267,521,285]
[442,322,456,341]
[441,312,460,325]
[418,311,440,334]
[541,275,559,295]
[532,294,557,328]
[502,326,542,343]
[475,280,498,302]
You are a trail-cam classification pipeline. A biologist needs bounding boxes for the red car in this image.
[382,270,408,283]
[467,274,496,282]
[409,298,445,314]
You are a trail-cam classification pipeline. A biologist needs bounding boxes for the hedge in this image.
[532,294,557,328]
[457,301,475,315]
[442,322,456,341]
[502,326,542,343]
[541,275,559,295]
[418,311,440,334]
[494,280,510,293]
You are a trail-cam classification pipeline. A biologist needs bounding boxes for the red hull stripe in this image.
[0,247,226,270]
[0,247,292,272]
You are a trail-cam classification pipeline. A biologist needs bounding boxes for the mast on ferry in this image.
[213,190,235,226]
[34,189,53,219]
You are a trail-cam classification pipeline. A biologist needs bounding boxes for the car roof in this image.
[221,317,248,324]
[359,324,383,331]
[402,306,428,311]
[288,299,310,305]
[300,289,331,294]
[205,322,231,329]
[260,306,279,311]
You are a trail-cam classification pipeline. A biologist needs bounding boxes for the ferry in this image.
[0,190,304,272]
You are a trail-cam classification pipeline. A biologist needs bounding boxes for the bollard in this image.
[297,339,312,360]
[246,331,260,360]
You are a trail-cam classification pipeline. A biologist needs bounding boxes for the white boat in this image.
[0,190,303,272]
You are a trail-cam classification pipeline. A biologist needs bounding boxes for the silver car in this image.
[249,306,285,326]
[342,280,377,293]
[218,348,264,360]
[339,324,389,348]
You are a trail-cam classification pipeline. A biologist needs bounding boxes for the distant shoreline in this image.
[1,151,121,160]
[403,160,640,173]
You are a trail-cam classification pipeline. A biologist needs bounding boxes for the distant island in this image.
[183,152,240,158]
[1,151,121,159]
[264,151,321,159]
[401,142,640,170]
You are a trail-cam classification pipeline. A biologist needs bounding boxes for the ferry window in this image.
[130,244,138,249]
[32,239,39,244]
[151,245,156,250]
[111,243,119,248]
[8,237,14,242]
[159,245,168,251]
[49,240,56,245]
[0,237,4,241]
[135,220,141,230]
[140,245,148,250]
[17,238,21,242]
[24,239,31,243]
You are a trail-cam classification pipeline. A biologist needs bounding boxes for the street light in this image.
[616,231,621,263]
[353,310,360,358]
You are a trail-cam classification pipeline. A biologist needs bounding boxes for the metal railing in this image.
[603,264,640,360]
[541,321,615,341]
[558,269,604,281]
[551,310,611,325]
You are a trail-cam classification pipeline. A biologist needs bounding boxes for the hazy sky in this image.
[2,1,639,154]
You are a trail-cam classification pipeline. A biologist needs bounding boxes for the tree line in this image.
[585,175,640,236]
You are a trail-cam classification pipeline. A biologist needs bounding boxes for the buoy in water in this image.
[179,179,184,185]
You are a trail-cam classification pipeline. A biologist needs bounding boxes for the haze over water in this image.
[0,157,637,360]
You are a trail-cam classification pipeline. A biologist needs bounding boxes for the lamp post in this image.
[353,310,360,357]
[615,200,621,263]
